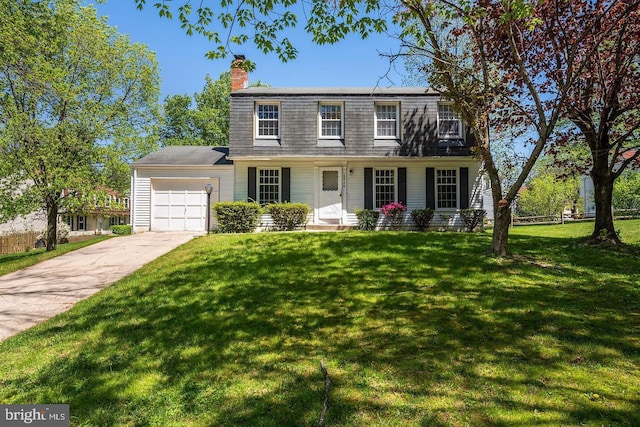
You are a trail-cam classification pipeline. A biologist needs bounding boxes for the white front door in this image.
[318,168,343,221]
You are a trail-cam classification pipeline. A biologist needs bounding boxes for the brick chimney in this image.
[231,55,248,92]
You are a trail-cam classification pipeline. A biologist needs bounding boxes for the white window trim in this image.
[435,168,459,210]
[374,102,400,139]
[373,167,398,210]
[437,103,463,139]
[257,167,281,205]
[255,102,281,140]
[318,102,344,139]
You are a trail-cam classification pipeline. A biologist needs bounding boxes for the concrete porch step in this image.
[305,224,357,231]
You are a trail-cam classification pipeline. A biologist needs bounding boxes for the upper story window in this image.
[256,103,280,138]
[375,103,399,138]
[436,169,458,208]
[375,168,396,209]
[319,103,343,138]
[438,104,462,139]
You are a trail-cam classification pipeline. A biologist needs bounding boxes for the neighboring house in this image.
[129,59,487,232]
[130,146,234,232]
[59,188,130,236]
[0,210,47,235]
[579,149,639,217]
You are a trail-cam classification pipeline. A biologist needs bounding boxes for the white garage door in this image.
[151,179,219,231]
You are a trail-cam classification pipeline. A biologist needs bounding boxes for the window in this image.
[77,215,87,231]
[64,215,73,229]
[437,169,458,208]
[124,198,129,209]
[322,170,339,191]
[319,103,343,138]
[375,168,396,209]
[258,168,280,205]
[256,103,280,138]
[438,104,462,138]
[375,103,399,138]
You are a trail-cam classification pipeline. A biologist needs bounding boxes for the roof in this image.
[231,87,440,97]
[131,146,232,167]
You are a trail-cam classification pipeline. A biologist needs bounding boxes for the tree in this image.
[160,71,268,146]
[541,1,640,244]
[516,173,580,218]
[613,170,640,211]
[0,0,160,251]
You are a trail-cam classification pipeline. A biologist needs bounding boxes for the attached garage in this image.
[151,179,219,231]
[130,146,234,233]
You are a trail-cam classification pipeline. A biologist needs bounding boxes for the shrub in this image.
[459,209,486,232]
[213,201,262,233]
[266,203,311,231]
[110,225,133,235]
[411,208,435,231]
[355,209,380,231]
[381,202,407,230]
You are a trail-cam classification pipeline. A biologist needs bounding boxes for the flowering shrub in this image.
[381,202,407,230]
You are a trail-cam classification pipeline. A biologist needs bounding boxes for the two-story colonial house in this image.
[129,59,488,232]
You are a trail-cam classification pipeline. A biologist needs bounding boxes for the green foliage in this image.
[212,201,262,233]
[411,208,435,231]
[110,225,133,235]
[613,170,640,211]
[266,202,310,231]
[516,173,580,217]
[355,208,380,230]
[459,209,486,232]
[0,0,160,250]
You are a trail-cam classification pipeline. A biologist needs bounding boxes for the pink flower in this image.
[381,202,407,216]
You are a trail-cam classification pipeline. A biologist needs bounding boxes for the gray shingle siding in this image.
[229,89,473,158]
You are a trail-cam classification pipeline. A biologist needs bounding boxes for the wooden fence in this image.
[0,231,40,255]
[511,209,640,226]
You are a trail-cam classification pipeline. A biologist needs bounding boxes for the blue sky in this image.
[90,2,408,100]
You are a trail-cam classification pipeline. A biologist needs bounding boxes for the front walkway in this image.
[0,232,201,342]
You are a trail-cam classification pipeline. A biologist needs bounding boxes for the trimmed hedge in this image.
[266,203,311,231]
[213,201,262,233]
[110,225,132,235]
[355,209,380,231]
[411,208,435,232]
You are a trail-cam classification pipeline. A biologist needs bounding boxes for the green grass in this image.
[1,221,639,426]
[0,235,113,277]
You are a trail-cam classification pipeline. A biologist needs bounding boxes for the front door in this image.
[318,168,343,221]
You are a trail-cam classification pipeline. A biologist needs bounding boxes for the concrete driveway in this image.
[0,232,202,342]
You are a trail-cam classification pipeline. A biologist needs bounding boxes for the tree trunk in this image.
[589,170,620,244]
[492,204,510,256]
[46,199,58,252]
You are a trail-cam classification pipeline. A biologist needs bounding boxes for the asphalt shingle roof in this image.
[231,87,440,96]
[131,146,232,166]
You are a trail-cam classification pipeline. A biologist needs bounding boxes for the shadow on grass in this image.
[1,232,639,426]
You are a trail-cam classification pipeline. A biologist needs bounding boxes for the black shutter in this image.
[426,167,435,209]
[364,168,373,209]
[248,167,256,202]
[281,167,291,202]
[398,167,407,205]
[459,167,469,209]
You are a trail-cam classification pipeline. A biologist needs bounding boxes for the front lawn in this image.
[0,221,639,426]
